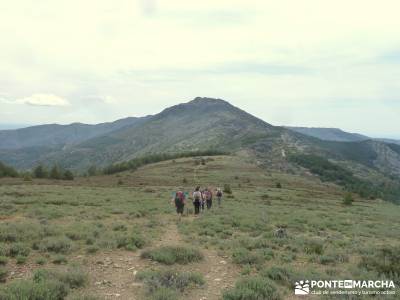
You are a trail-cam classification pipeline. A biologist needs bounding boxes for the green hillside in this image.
[0,155,398,299]
[0,97,399,205]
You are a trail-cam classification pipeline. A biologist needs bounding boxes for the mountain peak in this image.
[190,97,229,104]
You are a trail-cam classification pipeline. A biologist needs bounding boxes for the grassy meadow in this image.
[0,155,399,299]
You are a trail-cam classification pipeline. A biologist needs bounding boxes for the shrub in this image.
[34,268,88,289]
[7,243,30,257]
[359,246,400,278]
[318,253,349,265]
[261,266,294,286]
[343,193,354,205]
[276,182,282,189]
[86,245,99,254]
[0,161,19,177]
[16,255,27,264]
[40,237,72,254]
[63,170,74,180]
[23,174,32,181]
[149,287,179,300]
[223,184,232,194]
[304,239,324,255]
[232,248,264,265]
[141,246,203,265]
[223,277,281,300]
[33,165,48,179]
[113,223,128,231]
[0,256,8,265]
[116,232,146,251]
[50,165,62,180]
[0,267,8,282]
[136,269,204,292]
[68,293,100,300]
[0,267,87,299]
[52,255,67,265]
[0,278,69,299]
[35,257,46,265]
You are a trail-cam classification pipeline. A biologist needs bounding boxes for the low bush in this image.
[232,248,264,265]
[148,287,179,300]
[223,184,232,194]
[7,243,30,257]
[0,267,87,299]
[359,246,400,278]
[0,267,8,282]
[115,232,146,251]
[261,266,294,287]
[86,245,100,254]
[0,278,69,299]
[67,292,100,300]
[35,257,46,265]
[112,223,128,231]
[223,276,281,300]
[0,256,8,265]
[141,246,203,265]
[304,239,324,255]
[38,237,72,254]
[34,268,88,289]
[136,269,204,292]
[52,255,67,265]
[343,193,354,205]
[16,255,27,264]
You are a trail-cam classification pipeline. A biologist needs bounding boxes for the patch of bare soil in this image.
[84,216,239,300]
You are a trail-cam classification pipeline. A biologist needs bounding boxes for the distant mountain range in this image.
[287,126,400,145]
[1,97,399,187]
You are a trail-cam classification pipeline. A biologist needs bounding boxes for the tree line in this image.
[0,161,74,180]
[102,150,227,175]
[0,150,227,180]
[289,154,400,204]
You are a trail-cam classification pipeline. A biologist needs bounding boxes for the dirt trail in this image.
[155,219,239,300]
[85,217,238,300]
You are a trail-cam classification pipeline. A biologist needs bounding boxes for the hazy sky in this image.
[0,0,399,138]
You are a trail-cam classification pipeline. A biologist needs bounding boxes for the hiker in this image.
[172,189,186,220]
[200,189,206,212]
[192,186,202,215]
[205,188,213,210]
[216,188,223,207]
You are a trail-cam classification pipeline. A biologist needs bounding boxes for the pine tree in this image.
[33,165,48,178]
[63,170,74,180]
[50,164,61,180]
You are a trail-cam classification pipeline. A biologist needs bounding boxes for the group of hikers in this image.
[172,186,223,218]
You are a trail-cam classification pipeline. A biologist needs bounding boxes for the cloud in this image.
[84,95,118,104]
[138,0,157,16]
[16,94,69,107]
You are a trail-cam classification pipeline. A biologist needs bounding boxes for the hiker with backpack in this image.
[205,188,213,210]
[192,186,202,215]
[216,188,223,207]
[172,189,186,220]
[200,188,206,212]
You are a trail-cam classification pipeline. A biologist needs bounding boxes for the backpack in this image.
[175,191,184,206]
[217,190,222,197]
[194,191,201,201]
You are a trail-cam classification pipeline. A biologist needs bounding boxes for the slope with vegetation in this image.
[0,97,399,205]
[0,155,399,299]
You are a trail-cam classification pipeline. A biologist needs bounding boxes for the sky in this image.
[0,0,399,138]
